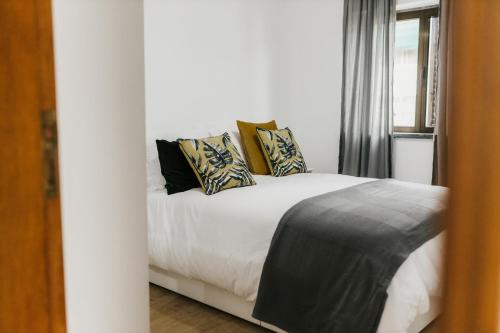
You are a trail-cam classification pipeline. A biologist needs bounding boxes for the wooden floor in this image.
[150,283,268,333]
[150,283,440,333]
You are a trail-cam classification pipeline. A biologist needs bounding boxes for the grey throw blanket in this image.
[253,179,446,333]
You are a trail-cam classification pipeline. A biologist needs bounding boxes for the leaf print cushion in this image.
[256,127,308,177]
[178,133,256,195]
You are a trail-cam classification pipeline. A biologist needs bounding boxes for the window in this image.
[394,8,439,133]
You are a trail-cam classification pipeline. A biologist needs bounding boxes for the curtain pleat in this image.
[432,0,450,186]
[339,0,396,179]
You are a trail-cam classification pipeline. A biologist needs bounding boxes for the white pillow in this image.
[146,142,166,192]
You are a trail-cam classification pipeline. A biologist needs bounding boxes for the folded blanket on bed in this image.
[252,179,447,333]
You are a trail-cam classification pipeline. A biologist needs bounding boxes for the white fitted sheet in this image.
[148,173,444,333]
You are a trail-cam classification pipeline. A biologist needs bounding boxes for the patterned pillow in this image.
[256,127,308,177]
[178,133,256,195]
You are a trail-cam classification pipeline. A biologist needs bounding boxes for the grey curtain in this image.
[432,0,450,186]
[338,0,396,178]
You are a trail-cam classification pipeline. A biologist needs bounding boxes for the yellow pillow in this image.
[178,133,256,195]
[256,127,308,177]
[236,120,278,175]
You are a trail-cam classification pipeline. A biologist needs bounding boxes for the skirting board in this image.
[149,265,440,333]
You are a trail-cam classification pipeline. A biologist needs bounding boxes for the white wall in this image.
[393,138,434,184]
[268,0,344,173]
[396,0,439,11]
[52,1,149,333]
[145,0,275,141]
[144,0,344,173]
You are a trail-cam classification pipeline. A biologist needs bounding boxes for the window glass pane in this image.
[426,16,440,128]
[394,19,420,128]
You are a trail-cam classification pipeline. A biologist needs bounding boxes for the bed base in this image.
[150,266,440,333]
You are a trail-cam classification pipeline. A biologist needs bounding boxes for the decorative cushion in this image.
[156,140,201,195]
[237,120,278,175]
[178,133,256,195]
[208,126,245,159]
[256,127,308,177]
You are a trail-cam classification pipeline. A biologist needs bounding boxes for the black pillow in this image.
[156,140,200,195]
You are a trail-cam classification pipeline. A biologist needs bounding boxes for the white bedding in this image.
[148,173,444,333]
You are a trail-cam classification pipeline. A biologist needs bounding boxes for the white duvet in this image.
[148,173,444,333]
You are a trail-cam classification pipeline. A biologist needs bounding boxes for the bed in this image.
[148,172,445,333]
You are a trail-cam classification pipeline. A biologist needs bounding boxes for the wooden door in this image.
[0,1,66,333]
[441,0,500,332]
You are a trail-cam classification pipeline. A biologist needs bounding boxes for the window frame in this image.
[394,7,439,134]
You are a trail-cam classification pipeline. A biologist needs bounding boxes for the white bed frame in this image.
[150,265,440,333]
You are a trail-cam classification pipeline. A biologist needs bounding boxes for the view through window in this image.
[394,8,439,133]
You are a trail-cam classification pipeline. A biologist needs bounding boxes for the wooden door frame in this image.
[37,0,66,331]
[0,1,66,332]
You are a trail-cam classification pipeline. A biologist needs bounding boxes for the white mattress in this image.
[148,173,444,333]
